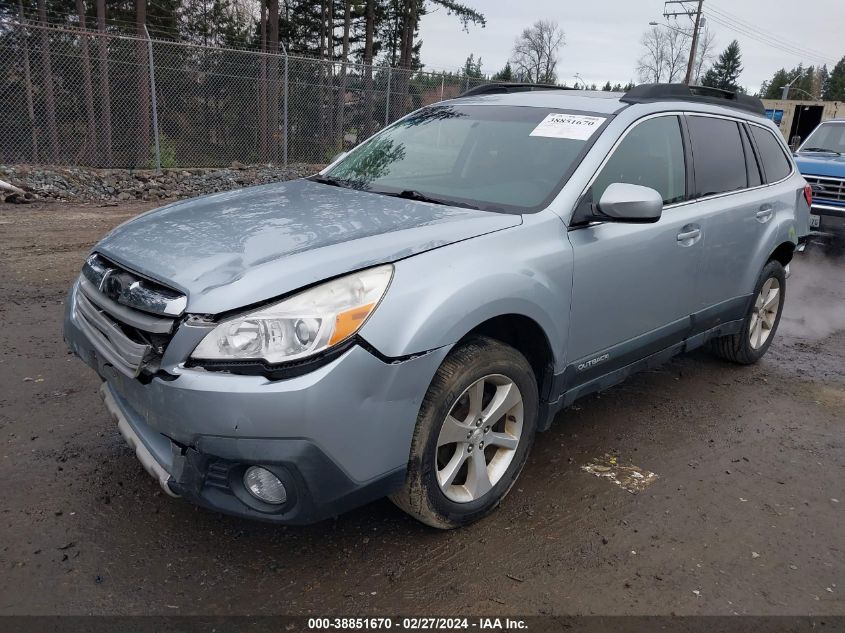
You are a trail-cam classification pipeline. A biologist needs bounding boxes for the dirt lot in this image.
[0,201,843,616]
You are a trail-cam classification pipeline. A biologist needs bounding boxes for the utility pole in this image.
[663,0,704,85]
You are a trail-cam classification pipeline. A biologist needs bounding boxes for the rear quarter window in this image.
[750,125,792,183]
[687,115,747,196]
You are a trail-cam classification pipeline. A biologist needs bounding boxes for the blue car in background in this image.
[794,119,845,236]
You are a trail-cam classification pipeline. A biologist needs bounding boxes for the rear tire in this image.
[390,336,539,529]
[709,259,786,365]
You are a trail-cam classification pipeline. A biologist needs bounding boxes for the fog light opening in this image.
[243,466,287,505]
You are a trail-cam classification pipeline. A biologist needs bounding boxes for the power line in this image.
[704,13,824,63]
[703,11,817,59]
[707,2,835,62]
[703,12,835,67]
[705,11,834,64]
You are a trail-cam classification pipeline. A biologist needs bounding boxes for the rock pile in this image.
[0,163,322,204]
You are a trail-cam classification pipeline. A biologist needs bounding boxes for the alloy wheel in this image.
[435,374,523,503]
[749,277,781,350]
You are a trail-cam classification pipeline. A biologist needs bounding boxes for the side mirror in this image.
[330,151,348,164]
[596,182,663,223]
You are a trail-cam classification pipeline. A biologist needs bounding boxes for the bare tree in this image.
[267,0,280,162]
[258,0,268,162]
[693,27,717,84]
[362,0,375,138]
[637,27,666,83]
[664,27,688,82]
[75,0,97,164]
[96,0,112,164]
[335,0,351,151]
[636,26,688,84]
[37,0,59,162]
[135,0,150,166]
[511,19,565,84]
[18,0,38,162]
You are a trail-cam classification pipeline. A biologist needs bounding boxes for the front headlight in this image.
[191,265,393,364]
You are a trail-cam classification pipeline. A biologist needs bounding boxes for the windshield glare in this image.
[324,104,601,213]
[801,122,845,153]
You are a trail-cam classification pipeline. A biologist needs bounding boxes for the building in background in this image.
[761,99,844,149]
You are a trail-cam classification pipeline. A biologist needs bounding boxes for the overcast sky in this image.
[417,0,843,93]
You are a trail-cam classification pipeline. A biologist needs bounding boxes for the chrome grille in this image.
[73,254,185,378]
[81,254,187,317]
[804,175,845,203]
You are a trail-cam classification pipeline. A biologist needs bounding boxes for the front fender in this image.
[359,213,573,371]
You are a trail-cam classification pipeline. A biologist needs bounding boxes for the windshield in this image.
[322,104,608,213]
[800,122,845,154]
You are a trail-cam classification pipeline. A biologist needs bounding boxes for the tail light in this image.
[803,183,813,208]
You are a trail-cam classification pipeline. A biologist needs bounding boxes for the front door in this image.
[565,114,704,384]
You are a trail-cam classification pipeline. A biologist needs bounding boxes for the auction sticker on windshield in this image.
[530,113,607,140]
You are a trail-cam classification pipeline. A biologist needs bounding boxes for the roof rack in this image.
[458,83,575,98]
[620,83,765,116]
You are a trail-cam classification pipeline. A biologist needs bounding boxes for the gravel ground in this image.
[0,200,843,616]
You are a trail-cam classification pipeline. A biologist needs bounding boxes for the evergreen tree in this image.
[601,81,612,91]
[701,40,742,91]
[760,64,828,100]
[701,67,718,88]
[823,56,845,101]
[759,68,790,99]
[816,65,830,99]
[462,53,482,78]
[491,61,513,81]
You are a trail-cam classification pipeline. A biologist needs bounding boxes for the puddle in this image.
[581,454,659,493]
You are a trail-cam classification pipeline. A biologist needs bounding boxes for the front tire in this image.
[710,259,786,365]
[390,337,539,529]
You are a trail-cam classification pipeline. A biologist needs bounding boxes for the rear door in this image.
[566,114,704,384]
[686,114,765,324]
[689,115,796,331]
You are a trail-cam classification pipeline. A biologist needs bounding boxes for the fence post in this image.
[384,66,392,128]
[143,25,161,172]
[283,49,289,166]
[440,74,444,101]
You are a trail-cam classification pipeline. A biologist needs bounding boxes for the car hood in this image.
[96,179,521,313]
[794,152,845,178]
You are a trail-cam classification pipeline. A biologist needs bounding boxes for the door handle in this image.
[755,205,774,222]
[677,228,701,242]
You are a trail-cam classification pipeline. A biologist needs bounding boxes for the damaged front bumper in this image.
[64,290,448,524]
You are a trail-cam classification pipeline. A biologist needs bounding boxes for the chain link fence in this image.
[0,20,495,169]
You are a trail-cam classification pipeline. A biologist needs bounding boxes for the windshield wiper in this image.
[392,190,449,205]
[310,174,348,187]
[801,147,842,155]
[378,189,480,209]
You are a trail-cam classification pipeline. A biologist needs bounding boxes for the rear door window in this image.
[591,115,686,205]
[750,125,792,183]
[686,115,747,196]
[741,125,762,188]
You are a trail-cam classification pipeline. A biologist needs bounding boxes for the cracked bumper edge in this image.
[101,383,178,498]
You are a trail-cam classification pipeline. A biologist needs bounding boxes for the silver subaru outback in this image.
[64,83,811,528]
